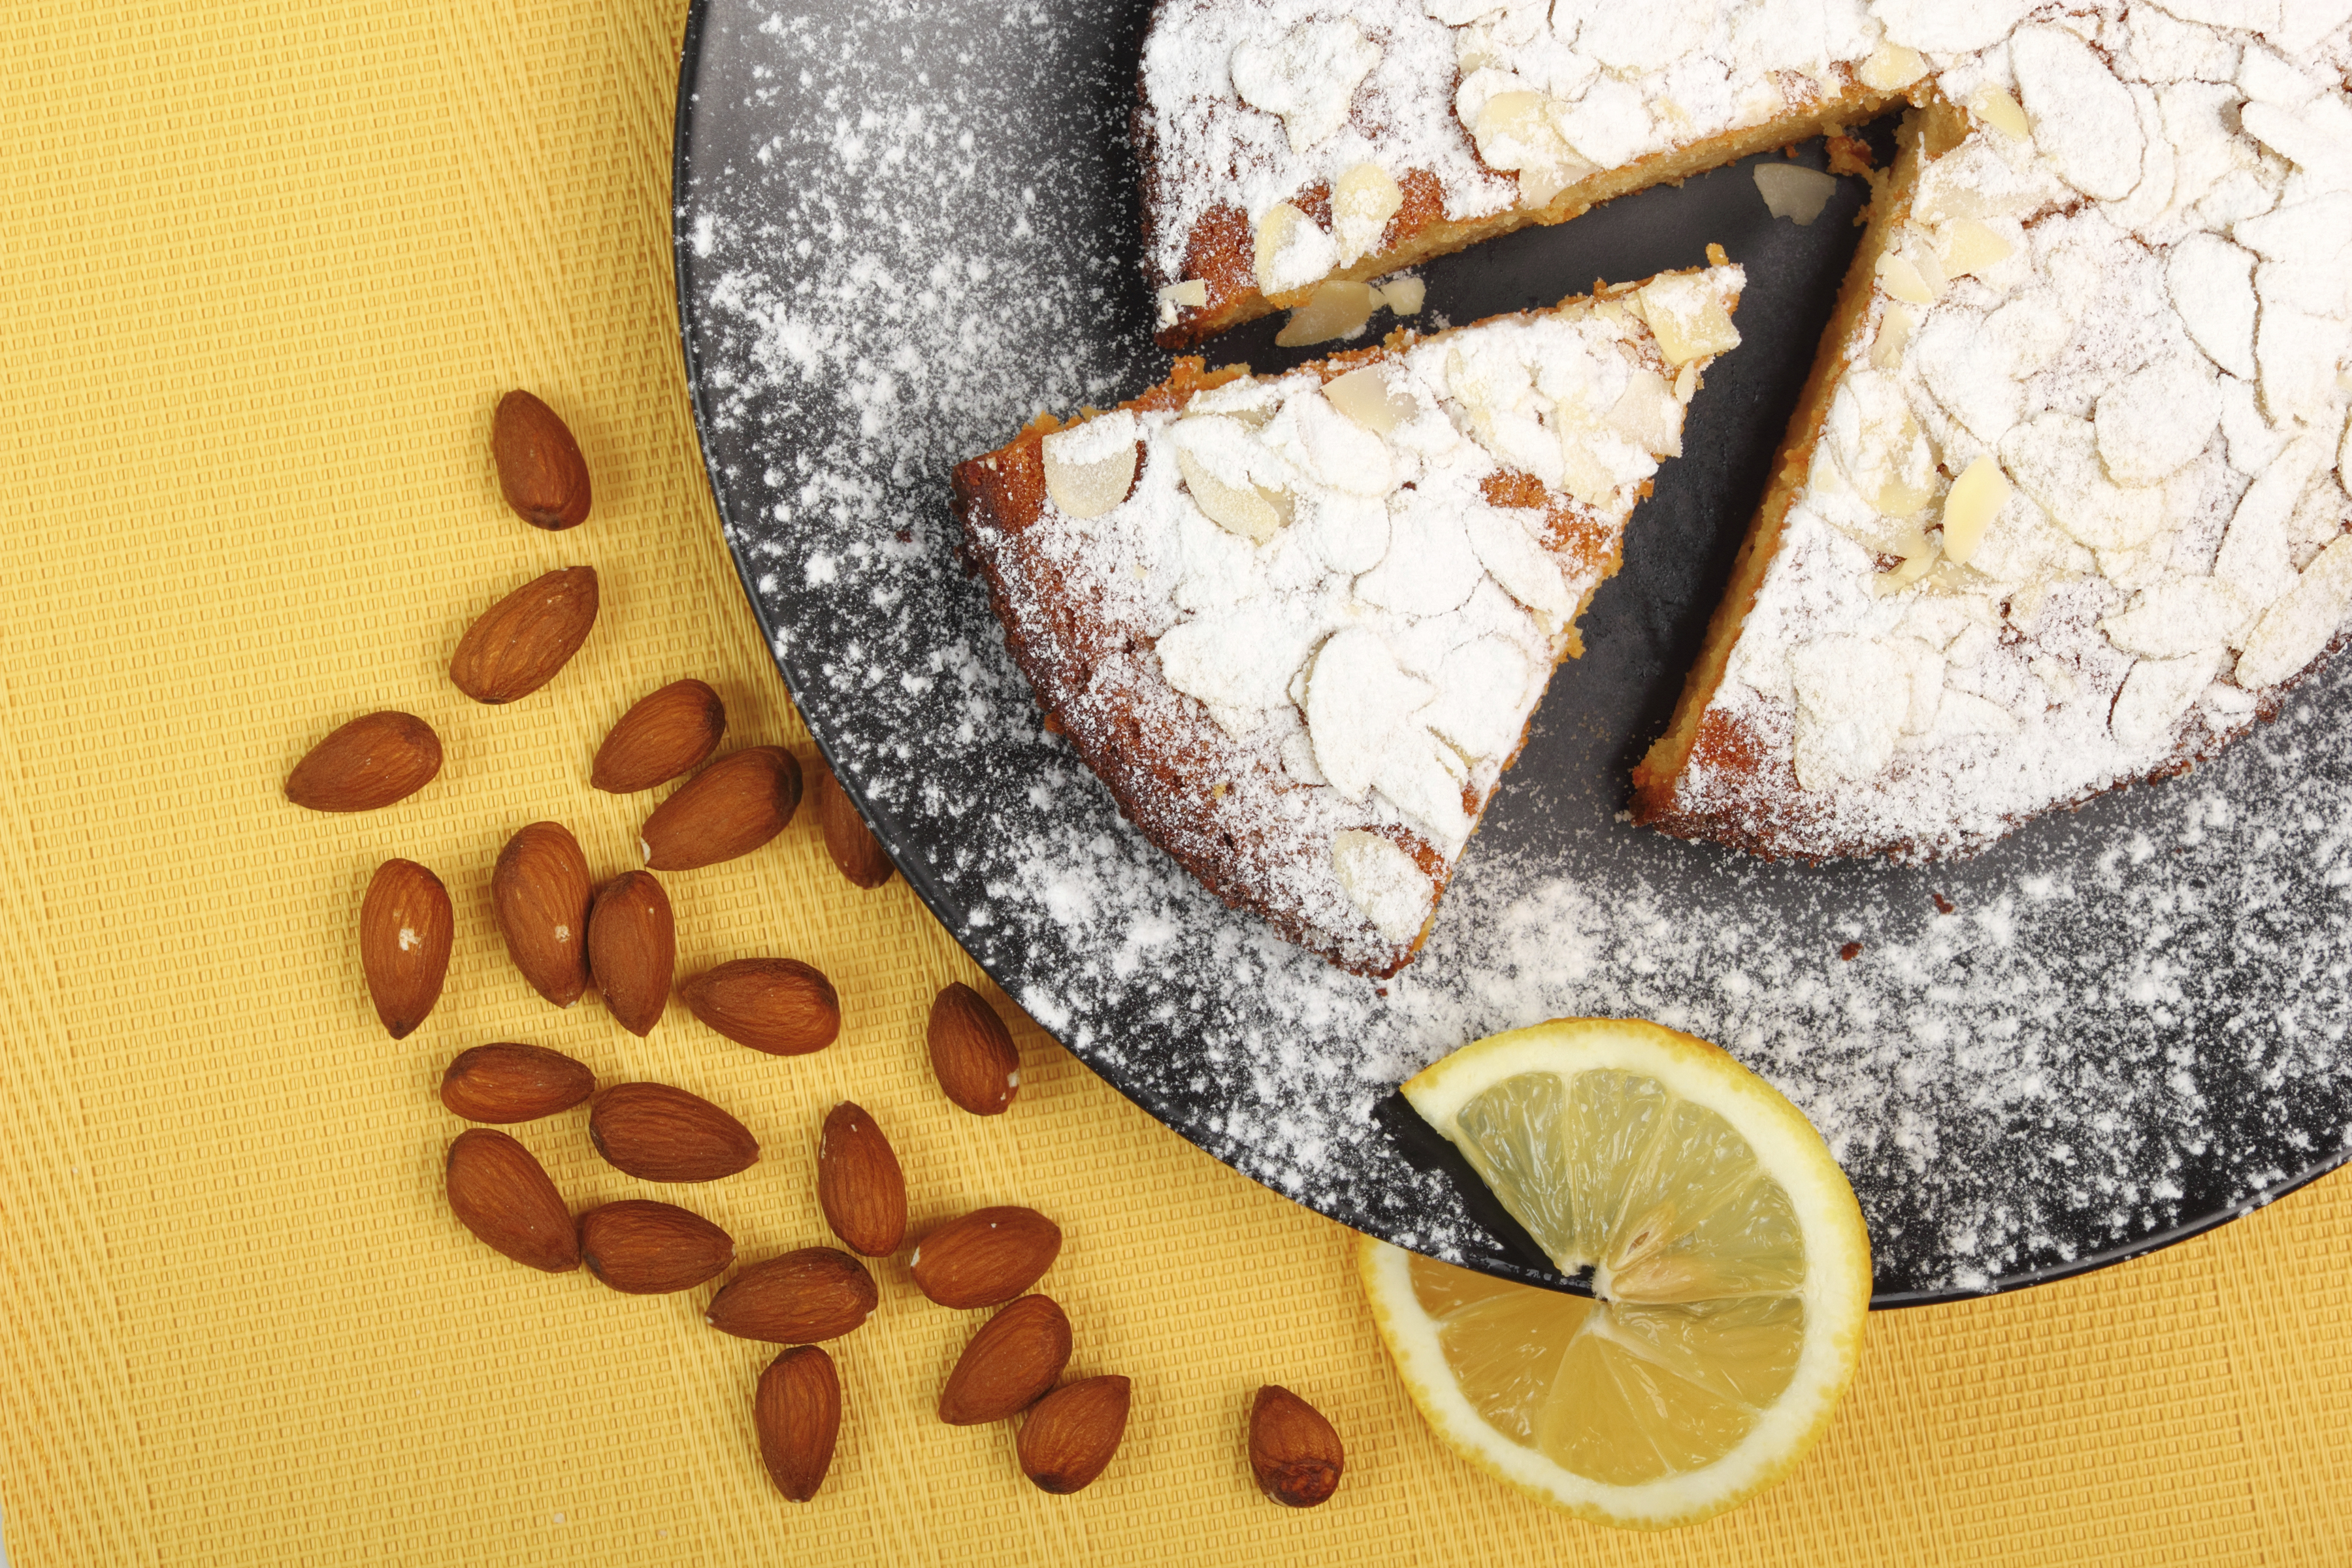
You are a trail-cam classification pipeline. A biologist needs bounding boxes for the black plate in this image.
[670,0,2352,1305]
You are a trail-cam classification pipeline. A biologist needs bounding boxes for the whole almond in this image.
[909,1206,1061,1309]
[578,1200,735,1294]
[1249,1386,1344,1508]
[640,747,802,871]
[492,821,593,1007]
[593,679,727,793]
[680,958,841,1056]
[586,870,674,1037]
[816,1102,907,1257]
[928,983,1021,1116]
[756,1347,843,1503]
[588,1082,759,1182]
[359,858,452,1039]
[440,1043,595,1123]
[706,1248,878,1343]
[811,764,893,889]
[449,565,599,705]
[286,711,442,811]
[938,1295,1071,1425]
[445,1128,578,1273]
[491,389,592,530]
[1019,1375,1132,1494]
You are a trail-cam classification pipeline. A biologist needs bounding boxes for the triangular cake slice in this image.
[953,262,1744,976]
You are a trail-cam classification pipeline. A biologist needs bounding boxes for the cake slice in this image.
[1135,0,1914,348]
[953,263,1745,975]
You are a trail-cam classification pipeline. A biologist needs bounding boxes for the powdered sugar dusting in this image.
[678,0,2352,1298]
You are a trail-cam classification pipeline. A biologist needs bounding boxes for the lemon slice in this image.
[1360,1017,1871,1528]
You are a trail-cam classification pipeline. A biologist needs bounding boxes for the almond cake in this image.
[1132,0,2352,863]
[953,265,1745,975]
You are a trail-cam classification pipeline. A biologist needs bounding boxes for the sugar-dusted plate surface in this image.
[670,0,2352,1305]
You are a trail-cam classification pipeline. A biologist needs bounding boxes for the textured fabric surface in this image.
[0,3,2347,1564]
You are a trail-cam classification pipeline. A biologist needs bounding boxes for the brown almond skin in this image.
[449,566,599,705]
[928,983,1021,1116]
[680,958,841,1056]
[816,1102,907,1257]
[640,747,802,871]
[706,1248,878,1343]
[286,711,442,811]
[1019,1375,1132,1494]
[492,822,593,1007]
[439,1043,595,1123]
[1249,1386,1345,1508]
[359,859,452,1039]
[756,1347,842,1502]
[909,1205,1062,1309]
[445,1128,578,1273]
[578,1200,735,1294]
[588,1082,759,1183]
[811,764,893,889]
[938,1295,1072,1426]
[586,870,675,1037]
[492,389,591,530]
[593,679,727,793]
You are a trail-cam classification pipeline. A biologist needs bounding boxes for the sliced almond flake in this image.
[1154,279,1209,331]
[1254,203,1338,296]
[1972,87,2030,140]
[1305,628,1434,803]
[1606,369,1684,458]
[1635,272,1740,367]
[2166,233,2258,382]
[1377,275,1426,316]
[1938,456,2011,566]
[1941,220,2013,278]
[1870,305,1914,371]
[2012,24,2146,202]
[1426,634,1539,762]
[1754,163,1837,226]
[1324,365,1417,436]
[1875,252,1936,306]
[1277,280,1381,348]
[1872,538,1942,598]
[1857,42,1928,91]
[1331,163,1403,266]
[2100,575,2257,661]
[2110,651,2220,747]
[2214,436,2327,610]
[2095,357,2222,489]
[1041,412,1140,521]
[1374,727,1472,842]
[1329,829,1433,945]
[2236,534,2352,689]
[1463,504,1572,619]
[1175,449,1284,542]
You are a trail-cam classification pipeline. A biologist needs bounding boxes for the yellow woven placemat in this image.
[1,3,2347,1564]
